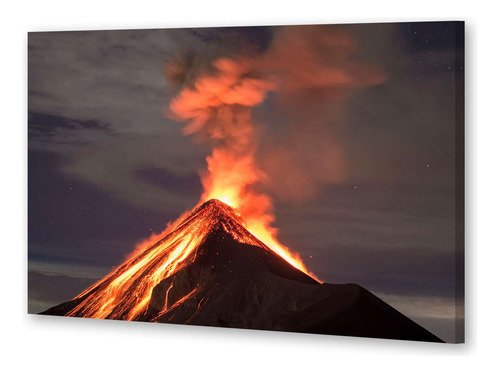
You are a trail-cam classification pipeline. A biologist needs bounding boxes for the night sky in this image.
[27,22,464,342]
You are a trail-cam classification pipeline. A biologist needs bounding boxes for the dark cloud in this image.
[28,111,112,137]
[134,167,202,194]
[28,272,97,314]
[273,182,456,292]
[28,150,189,270]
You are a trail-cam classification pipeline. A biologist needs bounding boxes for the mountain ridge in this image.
[41,199,443,342]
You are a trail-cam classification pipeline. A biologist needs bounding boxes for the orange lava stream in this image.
[66,200,299,320]
[67,208,210,320]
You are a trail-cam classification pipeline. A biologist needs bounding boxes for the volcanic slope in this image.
[42,199,442,342]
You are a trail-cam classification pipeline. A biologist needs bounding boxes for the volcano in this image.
[42,199,442,342]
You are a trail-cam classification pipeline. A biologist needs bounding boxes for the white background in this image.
[2,1,497,372]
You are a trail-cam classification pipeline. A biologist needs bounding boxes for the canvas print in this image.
[28,21,464,343]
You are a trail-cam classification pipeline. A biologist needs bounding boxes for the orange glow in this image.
[68,201,258,319]
[65,199,313,320]
[170,57,318,280]
[200,148,312,276]
[63,57,321,321]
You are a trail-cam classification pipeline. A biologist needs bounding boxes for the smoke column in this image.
[166,26,385,276]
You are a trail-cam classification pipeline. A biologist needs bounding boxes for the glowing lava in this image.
[63,199,316,320]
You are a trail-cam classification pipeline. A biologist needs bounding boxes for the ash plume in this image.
[165,25,385,272]
[167,25,385,202]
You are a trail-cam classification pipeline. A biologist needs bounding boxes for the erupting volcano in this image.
[43,199,442,342]
[41,35,443,342]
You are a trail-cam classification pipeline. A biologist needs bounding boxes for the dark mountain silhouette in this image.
[42,199,442,342]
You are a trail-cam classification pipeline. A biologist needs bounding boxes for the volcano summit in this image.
[42,199,442,342]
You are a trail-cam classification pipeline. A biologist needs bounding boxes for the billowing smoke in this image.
[168,57,275,226]
[165,25,384,275]
[256,26,385,200]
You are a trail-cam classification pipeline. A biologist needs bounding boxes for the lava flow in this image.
[62,199,314,321]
